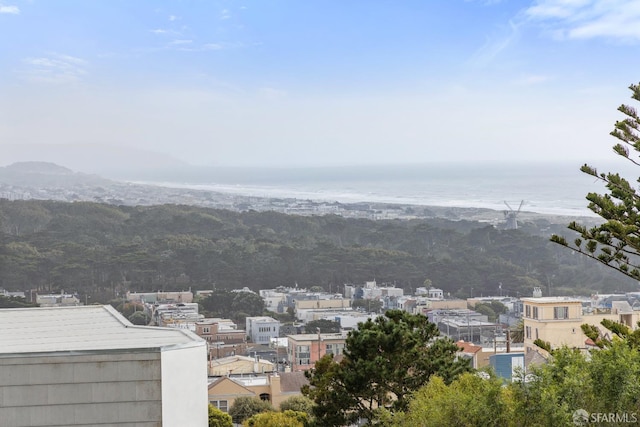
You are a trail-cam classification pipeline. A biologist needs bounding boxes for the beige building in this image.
[294,298,351,311]
[522,297,640,353]
[209,355,275,376]
[208,371,308,412]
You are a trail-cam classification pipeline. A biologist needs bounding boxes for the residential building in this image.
[0,305,208,427]
[246,316,280,344]
[287,332,348,371]
[294,298,351,313]
[35,292,80,307]
[490,352,525,382]
[209,355,275,376]
[456,340,483,369]
[195,319,248,360]
[208,371,308,412]
[153,302,201,327]
[428,309,502,345]
[127,290,193,304]
[522,296,640,353]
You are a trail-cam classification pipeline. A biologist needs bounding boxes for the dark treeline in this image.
[0,199,634,302]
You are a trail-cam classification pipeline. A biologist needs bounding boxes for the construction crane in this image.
[503,200,524,230]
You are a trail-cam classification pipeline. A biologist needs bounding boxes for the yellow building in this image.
[208,371,308,412]
[522,297,640,353]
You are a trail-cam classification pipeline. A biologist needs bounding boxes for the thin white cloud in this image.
[21,53,88,84]
[220,8,231,20]
[169,15,178,21]
[513,74,553,85]
[0,4,19,14]
[526,0,640,41]
[203,43,224,50]
[468,20,521,67]
[169,39,193,46]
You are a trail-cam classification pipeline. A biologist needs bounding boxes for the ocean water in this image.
[150,161,639,217]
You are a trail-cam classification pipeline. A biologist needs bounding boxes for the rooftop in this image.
[287,332,348,341]
[0,305,204,355]
[520,297,582,304]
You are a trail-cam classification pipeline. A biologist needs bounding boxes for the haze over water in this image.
[147,161,633,217]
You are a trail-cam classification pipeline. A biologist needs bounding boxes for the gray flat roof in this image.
[0,305,204,355]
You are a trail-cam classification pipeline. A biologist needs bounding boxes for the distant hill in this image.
[0,143,189,179]
[4,161,75,175]
[0,161,112,188]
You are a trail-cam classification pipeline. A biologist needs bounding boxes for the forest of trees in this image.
[0,199,635,303]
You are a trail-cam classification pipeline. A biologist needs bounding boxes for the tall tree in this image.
[302,310,470,426]
[551,83,640,279]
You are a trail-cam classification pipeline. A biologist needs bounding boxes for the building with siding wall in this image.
[0,305,208,427]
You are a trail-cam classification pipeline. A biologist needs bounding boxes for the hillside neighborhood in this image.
[3,278,639,425]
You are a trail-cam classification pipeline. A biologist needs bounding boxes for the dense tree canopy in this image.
[0,199,632,301]
[388,319,640,426]
[199,289,265,324]
[552,82,640,281]
[303,319,340,334]
[302,310,470,426]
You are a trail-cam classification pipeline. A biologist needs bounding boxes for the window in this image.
[203,327,210,333]
[535,328,539,340]
[533,306,539,320]
[296,345,310,365]
[326,343,345,355]
[525,305,531,318]
[211,400,228,412]
[554,306,569,320]
[525,326,531,339]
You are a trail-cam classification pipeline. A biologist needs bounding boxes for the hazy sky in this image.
[1,0,639,167]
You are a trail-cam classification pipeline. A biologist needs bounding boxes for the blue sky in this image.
[1,0,640,167]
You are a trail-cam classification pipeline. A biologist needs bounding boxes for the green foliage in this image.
[244,410,308,427]
[278,396,315,418]
[127,310,150,325]
[303,310,470,426]
[304,319,340,334]
[509,319,524,343]
[200,289,265,324]
[208,404,232,427]
[552,82,640,281]
[393,373,514,427]
[0,199,634,298]
[581,324,605,348]
[533,338,551,352]
[228,397,274,425]
[0,295,38,308]
[115,302,143,317]
[350,298,383,313]
[511,343,640,425]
